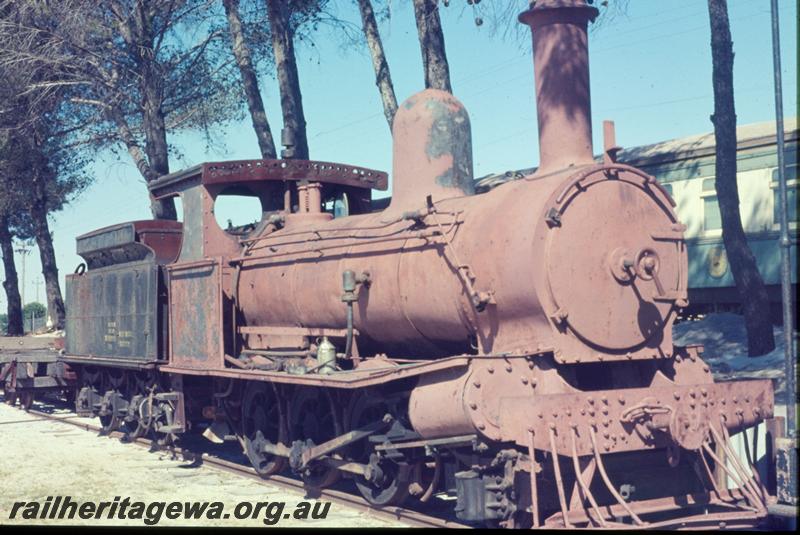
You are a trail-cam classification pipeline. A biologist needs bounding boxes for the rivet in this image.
[618,395,625,404]
[674,392,681,400]
[469,402,478,410]
[675,355,682,363]
[601,396,608,404]
[487,366,494,374]
[588,397,595,405]
[478,423,486,430]
[566,409,572,417]
[473,380,481,388]
[521,377,529,385]
[548,422,556,430]
[505,365,512,373]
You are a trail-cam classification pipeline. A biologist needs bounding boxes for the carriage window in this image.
[213,186,263,235]
[701,178,721,231]
[772,165,798,225]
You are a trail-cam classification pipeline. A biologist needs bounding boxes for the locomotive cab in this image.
[144,159,388,370]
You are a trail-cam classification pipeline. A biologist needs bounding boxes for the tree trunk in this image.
[707,0,775,356]
[141,64,177,220]
[356,0,398,132]
[129,1,176,221]
[29,193,65,330]
[412,0,452,93]
[223,0,278,159]
[0,215,24,336]
[266,0,309,159]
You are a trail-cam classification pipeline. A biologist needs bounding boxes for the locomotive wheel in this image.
[242,382,287,477]
[289,388,340,489]
[120,373,154,440]
[19,391,34,411]
[346,392,411,507]
[4,390,17,406]
[99,375,119,433]
[63,388,76,408]
[99,412,116,433]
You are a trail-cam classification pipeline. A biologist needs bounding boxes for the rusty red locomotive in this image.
[60,0,775,528]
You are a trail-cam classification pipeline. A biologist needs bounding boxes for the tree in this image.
[23,301,46,319]
[0,215,23,336]
[356,0,397,131]
[0,21,90,331]
[222,0,278,158]
[412,0,451,92]
[0,61,36,336]
[5,123,87,331]
[0,0,246,220]
[707,0,775,356]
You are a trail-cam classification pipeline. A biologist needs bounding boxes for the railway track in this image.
[17,401,468,529]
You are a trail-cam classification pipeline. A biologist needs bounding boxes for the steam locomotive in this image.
[57,0,774,528]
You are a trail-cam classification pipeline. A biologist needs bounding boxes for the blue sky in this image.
[4,0,798,311]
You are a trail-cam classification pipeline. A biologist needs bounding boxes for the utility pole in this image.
[769,0,797,516]
[33,277,43,304]
[14,244,30,309]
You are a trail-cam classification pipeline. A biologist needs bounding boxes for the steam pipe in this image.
[519,0,599,173]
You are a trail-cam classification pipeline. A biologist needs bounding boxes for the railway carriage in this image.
[627,121,798,317]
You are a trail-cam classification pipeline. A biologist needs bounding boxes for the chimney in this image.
[519,0,599,174]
